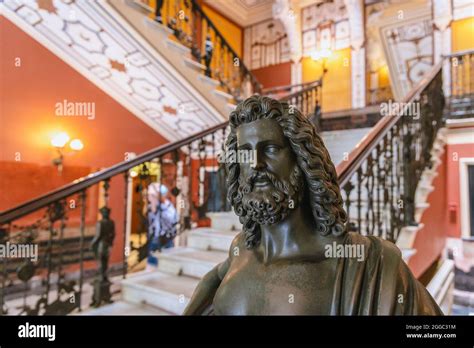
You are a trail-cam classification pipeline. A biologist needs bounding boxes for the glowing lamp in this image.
[50,132,83,175]
[70,139,84,151]
[51,132,70,148]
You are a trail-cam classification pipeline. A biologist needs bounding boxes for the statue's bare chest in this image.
[212,253,338,315]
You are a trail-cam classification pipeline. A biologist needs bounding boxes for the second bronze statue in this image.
[183,95,442,315]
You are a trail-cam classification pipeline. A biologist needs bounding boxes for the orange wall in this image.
[408,138,474,277]
[445,142,474,238]
[452,17,474,52]
[302,48,352,112]
[251,62,292,89]
[1,17,168,263]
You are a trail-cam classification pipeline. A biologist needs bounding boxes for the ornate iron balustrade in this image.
[279,80,322,118]
[447,49,474,119]
[337,62,445,242]
[133,0,262,102]
[262,80,321,96]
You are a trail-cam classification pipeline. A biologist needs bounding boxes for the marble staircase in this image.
[82,212,240,315]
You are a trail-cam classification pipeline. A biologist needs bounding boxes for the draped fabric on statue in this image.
[330,232,443,315]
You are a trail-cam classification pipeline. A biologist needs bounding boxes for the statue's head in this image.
[99,206,111,220]
[226,95,347,249]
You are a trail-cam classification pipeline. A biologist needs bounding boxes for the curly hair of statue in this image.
[225,95,348,249]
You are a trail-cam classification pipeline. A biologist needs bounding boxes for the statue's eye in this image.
[265,145,280,154]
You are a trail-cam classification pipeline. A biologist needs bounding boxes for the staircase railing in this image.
[279,80,322,118]
[132,0,262,101]
[446,49,474,118]
[262,80,321,96]
[337,61,445,241]
[0,82,321,315]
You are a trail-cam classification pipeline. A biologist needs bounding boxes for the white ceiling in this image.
[204,0,275,26]
[204,0,327,27]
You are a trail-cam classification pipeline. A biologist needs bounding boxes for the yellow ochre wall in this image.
[302,48,352,112]
[202,4,243,57]
[451,17,474,52]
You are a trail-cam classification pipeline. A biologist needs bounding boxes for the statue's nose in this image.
[251,151,266,170]
[253,161,266,171]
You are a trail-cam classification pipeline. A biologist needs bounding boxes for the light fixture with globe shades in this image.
[50,132,84,174]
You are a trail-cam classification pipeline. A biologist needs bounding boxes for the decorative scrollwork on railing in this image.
[0,197,92,315]
[448,50,474,119]
[280,80,322,126]
[339,66,445,242]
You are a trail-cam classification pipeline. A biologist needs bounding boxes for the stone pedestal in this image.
[91,278,113,307]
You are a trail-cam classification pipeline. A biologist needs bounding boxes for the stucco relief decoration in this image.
[381,19,434,98]
[301,0,350,57]
[244,18,290,70]
[365,2,393,103]
[366,3,389,73]
[3,0,220,141]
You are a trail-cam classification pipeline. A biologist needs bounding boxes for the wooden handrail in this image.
[262,80,321,95]
[279,79,322,101]
[336,61,444,185]
[444,48,474,58]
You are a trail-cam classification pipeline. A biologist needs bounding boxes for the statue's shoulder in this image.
[345,232,403,268]
[229,231,246,256]
[343,232,442,315]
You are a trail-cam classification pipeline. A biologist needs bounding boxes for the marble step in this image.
[227,103,237,113]
[401,248,417,263]
[183,57,206,72]
[187,227,238,252]
[144,16,174,35]
[166,38,191,55]
[78,300,172,315]
[198,74,220,87]
[207,211,242,231]
[121,271,199,315]
[158,247,228,278]
[128,0,154,14]
[213,89,234,101]
[395,224,424,249]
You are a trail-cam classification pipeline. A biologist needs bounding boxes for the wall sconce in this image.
[311,48,332,76]
[50,132,83,174]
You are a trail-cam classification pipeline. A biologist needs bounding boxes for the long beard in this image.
[237,166,303,226]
